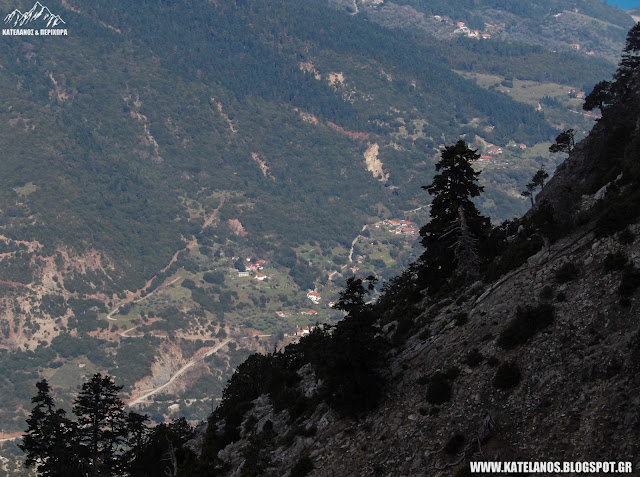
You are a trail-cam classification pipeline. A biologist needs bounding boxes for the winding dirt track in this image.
[127,338,232,407]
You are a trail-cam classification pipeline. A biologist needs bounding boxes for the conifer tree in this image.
[549,129,575,155]
[615,22,640,92]
[19,380,81,477]
[418,140,490,293]
[521,168,549,208]
[585,23,640,113]
[583,80,614,112]
[72,373,140,477]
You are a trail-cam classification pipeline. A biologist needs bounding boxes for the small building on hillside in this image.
[307,291,321,303]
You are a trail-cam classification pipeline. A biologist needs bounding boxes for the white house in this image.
[307,291,321,303]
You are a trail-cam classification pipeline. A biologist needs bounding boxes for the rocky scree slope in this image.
[183,37,640,477]
[189,218,640,476]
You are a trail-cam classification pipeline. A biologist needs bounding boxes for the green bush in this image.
[497,304,554,350]
[391,315,415,346]
[604,251,628,272]
[485,235,543,282]
[464,348,484,368]
[444,366,461,380]
[493,361,522,390]
[594,187,640,239]
[554,263,579,283]
[539,285,554,301]
[453,312,468,326]
[426,371,452,405]
[619,265,640,297]
[203,271,225,285]
[290,456,314,477]
[444,433,466,455]
[619,228,635,245]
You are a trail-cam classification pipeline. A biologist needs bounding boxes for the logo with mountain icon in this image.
[3,2,67,35]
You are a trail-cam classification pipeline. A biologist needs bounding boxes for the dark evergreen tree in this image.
[583,80,614,112]
[127,418,195,477]
[615,22,640,92]
[418,140,490,293]
[319,276,386,416]
[532,169,549,189]
[549,129,575,155]
[333,275,376,317]
[521,168,549,208]
[19,380,81,477]
[521,185,535,208]
[72,373,142,477]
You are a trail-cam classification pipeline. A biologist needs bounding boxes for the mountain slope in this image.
[0,0,635,449]
[191,225,640,476]
[179,29,640,476]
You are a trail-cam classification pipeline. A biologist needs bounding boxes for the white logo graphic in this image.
[3,2,67,36]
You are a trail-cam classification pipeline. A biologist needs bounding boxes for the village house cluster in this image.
[237,257,270,280]
[433,17,493,40]
[477,141,527,164]
[379,219,417,236]
[567,89,585,99]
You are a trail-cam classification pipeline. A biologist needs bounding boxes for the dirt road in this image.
[127,338,232,407]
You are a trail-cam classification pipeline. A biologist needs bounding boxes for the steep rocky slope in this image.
[188,220,640,476]
[182,37,640,477]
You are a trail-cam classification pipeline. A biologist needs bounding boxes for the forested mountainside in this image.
[333,0,634,63]
[16,19,640,476]
[0,0,636,469]
[167,23,640,476]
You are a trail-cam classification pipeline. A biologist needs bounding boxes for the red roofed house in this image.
[307,291,321,304]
